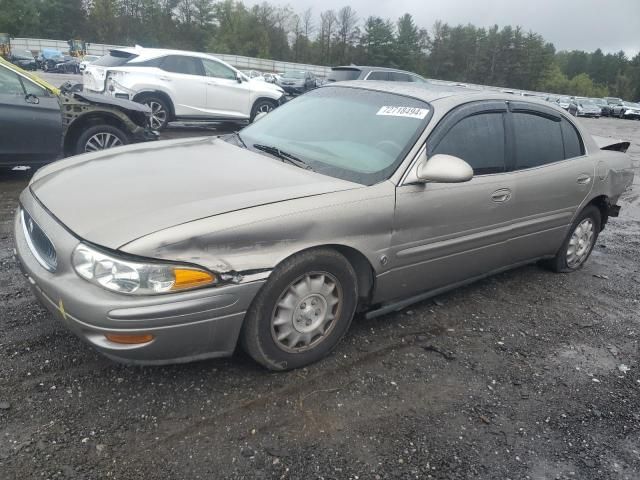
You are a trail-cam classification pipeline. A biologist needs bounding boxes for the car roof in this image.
[327,80,548,104]
[112,46,221,61]
[332,65,419,74]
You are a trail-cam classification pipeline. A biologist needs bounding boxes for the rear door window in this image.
[367,71,390,81]
[327,69,361,82]
[561,119,585,159]
[432,112,506,175]
[389,72,412,82]
[512,112,564,169]
[161,55,204,76]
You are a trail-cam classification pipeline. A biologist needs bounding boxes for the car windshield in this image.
[579,100,595,106]
[558,97,571,103]
[623,101,635,107]
[590,98,606,105]
[328,68,362,82]
[284,71,306,79]
[239,86,431,185]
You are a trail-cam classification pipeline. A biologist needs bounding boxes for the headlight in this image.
[72,243,217,295]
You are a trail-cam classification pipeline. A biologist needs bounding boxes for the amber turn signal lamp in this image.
[172,268,216,290]
[105,333,155,345]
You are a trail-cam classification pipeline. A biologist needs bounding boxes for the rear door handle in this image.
[159,76,172,82]
[491,188,512,203]
[577,174,591,185]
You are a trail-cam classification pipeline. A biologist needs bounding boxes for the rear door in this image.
[384,101,519,301]
[504,102,594,263]
[0,65,61,166]
[201,58,251,119]
[159,55,207,118]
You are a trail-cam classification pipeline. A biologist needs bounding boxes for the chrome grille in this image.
[21,209,57,272]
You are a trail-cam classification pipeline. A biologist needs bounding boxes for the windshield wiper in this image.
[253,144,313,170]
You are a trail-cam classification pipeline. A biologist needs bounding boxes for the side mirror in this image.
[407,153,474,184]
[236,73,243,83]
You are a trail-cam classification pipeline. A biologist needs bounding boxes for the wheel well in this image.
[63,113,128,156]
[252,96,278,110]
[301,244,375,308]
[133,91,175,120]
[587,195,610,231]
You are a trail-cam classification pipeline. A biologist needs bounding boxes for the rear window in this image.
[93,51,137,67]
[327,68,361,82]
[513,112,564,169]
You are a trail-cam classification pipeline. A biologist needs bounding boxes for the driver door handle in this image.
[491,188,512,203]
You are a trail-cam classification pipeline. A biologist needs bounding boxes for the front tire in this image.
[250,98,278,122]
[75,125,128,154]
[240,249,358,371]
[546,205,600,273]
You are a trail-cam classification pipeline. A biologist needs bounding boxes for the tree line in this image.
[2,0,639,99]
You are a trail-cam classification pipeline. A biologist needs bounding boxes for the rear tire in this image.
[138,95,171,130]
[240,249,358,371]
[545,205,601,273]
[75,124,128,155]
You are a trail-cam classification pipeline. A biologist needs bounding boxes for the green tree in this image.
[395,14,420,71]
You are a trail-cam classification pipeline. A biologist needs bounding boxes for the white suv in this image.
[83,47,286,130]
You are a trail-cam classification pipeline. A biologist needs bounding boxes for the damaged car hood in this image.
[29,137,359,249]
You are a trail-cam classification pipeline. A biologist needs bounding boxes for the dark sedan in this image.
[568,98,601,118]
[327,66,428,83]
[9,50,37,71]
[277,70,316,95]
[0,59,156,168]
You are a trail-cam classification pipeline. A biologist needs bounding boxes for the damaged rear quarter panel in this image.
[119,181,396,286]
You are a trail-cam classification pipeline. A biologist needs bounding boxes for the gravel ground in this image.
[1,117,639,480]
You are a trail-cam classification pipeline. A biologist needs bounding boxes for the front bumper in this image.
[14,190,265,365]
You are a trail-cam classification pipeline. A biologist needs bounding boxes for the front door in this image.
[201,58,251,119]
[0,65,62,166]
[380,101,518,302]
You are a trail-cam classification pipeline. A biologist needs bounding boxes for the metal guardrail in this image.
[10,37,333,77]
[10,37,556,96]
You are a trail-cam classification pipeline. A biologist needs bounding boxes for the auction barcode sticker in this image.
[376,106,429,119]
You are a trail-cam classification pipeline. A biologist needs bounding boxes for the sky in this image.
[243,0,640,57]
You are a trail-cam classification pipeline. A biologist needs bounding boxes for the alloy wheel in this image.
[566,218,595,268]
[271,272,342,353]
[84,132,123,152]
[256,102,274,114]
[146,101,168,129]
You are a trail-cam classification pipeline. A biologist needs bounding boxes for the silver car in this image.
[14,82,634,370]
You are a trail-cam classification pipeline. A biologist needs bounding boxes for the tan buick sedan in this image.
[15,82,634,370]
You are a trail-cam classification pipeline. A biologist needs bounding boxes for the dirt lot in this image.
[1,117,639,480]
